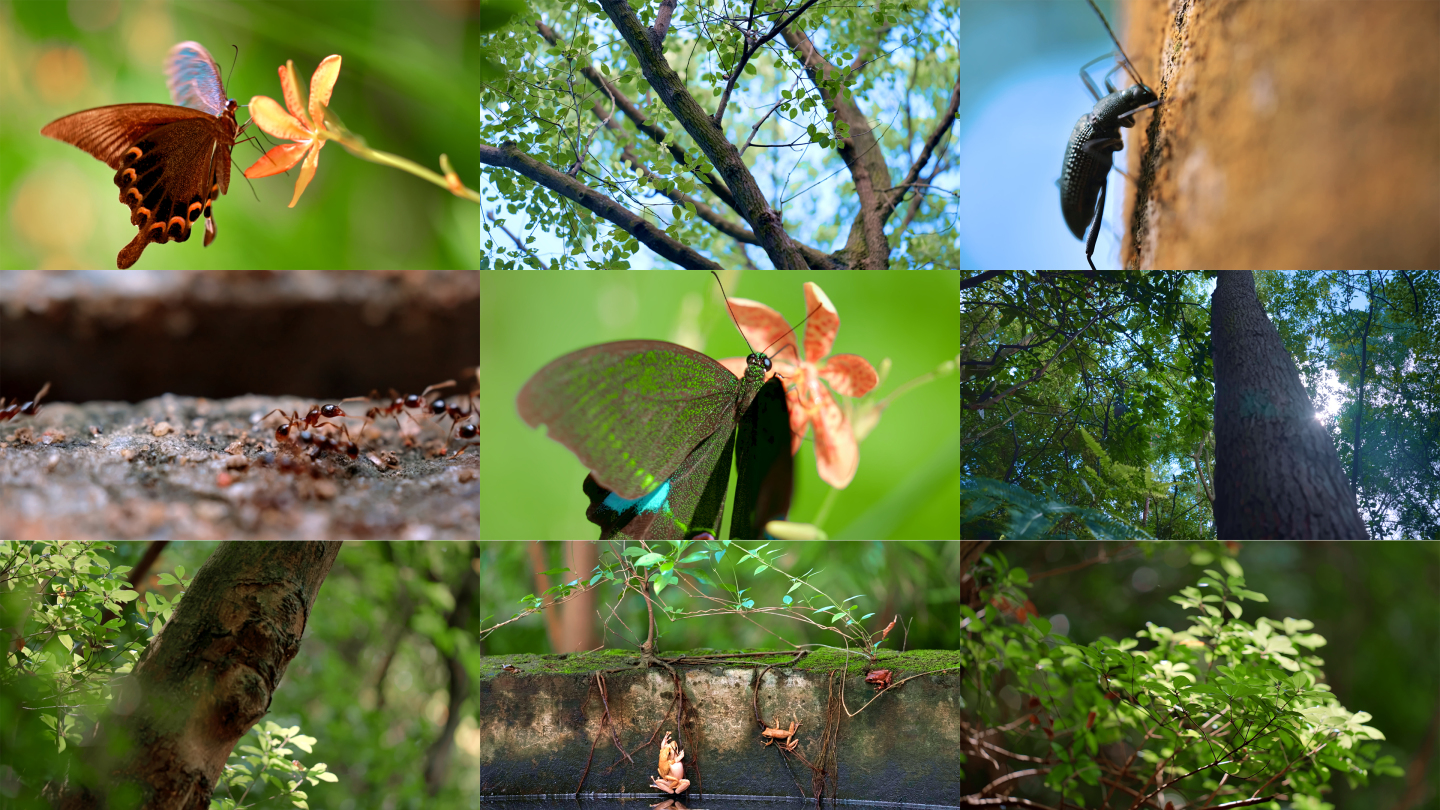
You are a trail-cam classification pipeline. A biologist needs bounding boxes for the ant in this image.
[343,380,456,433]
[258,404,357,459]
[298,423,360,461]
[445,422,478,459]
[1,382,50,422]
[428,390,478,458]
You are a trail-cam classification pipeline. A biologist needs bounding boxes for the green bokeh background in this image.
[480,271,962,540]
[1,0,479,269]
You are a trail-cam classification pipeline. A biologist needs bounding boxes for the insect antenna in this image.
[1085,0,1147,89]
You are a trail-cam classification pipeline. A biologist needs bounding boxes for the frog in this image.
[759,715,800,751]
[651,731,690,794]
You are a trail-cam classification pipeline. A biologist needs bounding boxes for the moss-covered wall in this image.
[480,649,962,804]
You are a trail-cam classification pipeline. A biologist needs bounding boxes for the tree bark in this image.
[57,542,344,810]
[1350,272,1373,502]
[1210,271,1368,539]
[1125,0,1440,269]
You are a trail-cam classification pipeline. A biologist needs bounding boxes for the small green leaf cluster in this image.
[959,552,1401,808]
[483,539,891,656]
[0,542,146,754]
[211,720,339,810]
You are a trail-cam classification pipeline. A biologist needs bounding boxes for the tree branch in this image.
[535,20,744,218]
[884,65,959,218]
[782,26,894,268]
[571,89,761,246]
[481,140,720,268]
[649,0,678,49]
[599,0,809,267]
[713,0,823,126]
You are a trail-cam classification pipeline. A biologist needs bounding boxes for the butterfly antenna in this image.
[762,301,826,366]
[709,270,756,354]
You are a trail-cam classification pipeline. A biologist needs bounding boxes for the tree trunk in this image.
[1210,271,1368,539]
[57,541,344,810]
[1124,0,1440,269]
[1350,272,1374,501]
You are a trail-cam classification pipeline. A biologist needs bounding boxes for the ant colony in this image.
[255,377,477,476]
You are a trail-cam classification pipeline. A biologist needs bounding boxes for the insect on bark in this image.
[1060,0,1160,270]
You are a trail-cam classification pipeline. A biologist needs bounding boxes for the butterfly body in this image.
[518,340,791,540]
[40,42,238,268]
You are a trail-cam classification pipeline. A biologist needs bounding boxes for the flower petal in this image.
[809,388,859,488]
[725,298,798,365]
[802,283,840,362]
[248,95,312,141]
[279,60,309,128]
[308,55,343,128]
[787,388,810,456]
[243,142,310,178]
[819,354,879,397]
[287,142,323,208]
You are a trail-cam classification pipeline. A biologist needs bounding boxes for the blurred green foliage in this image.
[1000,541,1438,809]
[480,271,960,540]
[959,548,1407,808]
[0,542,478,810]
[2,0,479,269]
[479,541,961,655]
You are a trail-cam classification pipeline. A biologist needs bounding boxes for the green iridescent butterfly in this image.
[517,284,797,540]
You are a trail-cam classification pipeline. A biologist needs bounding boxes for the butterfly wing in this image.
[583,419,736,540]
[730,376,794,540]
[577,350,772,540]
[518,340,742,500]
[42,102,237,267]
[165,41,229,116]
[41,104,211,167]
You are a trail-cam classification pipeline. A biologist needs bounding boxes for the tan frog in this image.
[651,731,690,794]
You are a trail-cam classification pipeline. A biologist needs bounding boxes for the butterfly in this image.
[518,339,795,541]
[40,41,240,268]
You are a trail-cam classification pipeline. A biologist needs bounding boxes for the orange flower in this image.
[242,55,342,207]
[718,283,878,489]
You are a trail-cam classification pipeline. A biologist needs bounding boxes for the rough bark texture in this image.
[57,542,344,809]
[1210,271,1368,539]
[1124,0,1440,270]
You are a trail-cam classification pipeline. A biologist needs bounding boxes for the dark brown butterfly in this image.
[40,42,239,269]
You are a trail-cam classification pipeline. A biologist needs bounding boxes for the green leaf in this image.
[315,771,339,782]
[112,589,138,602]
[292,735,317,753]
[634,553,665,567]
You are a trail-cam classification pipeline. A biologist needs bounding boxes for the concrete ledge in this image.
[480,649,961,804]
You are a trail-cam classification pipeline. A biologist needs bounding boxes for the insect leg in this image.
[1078,53,1115,101]
[1085,180,1108,271]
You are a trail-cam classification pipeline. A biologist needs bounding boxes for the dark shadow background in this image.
[0,270,478,404]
